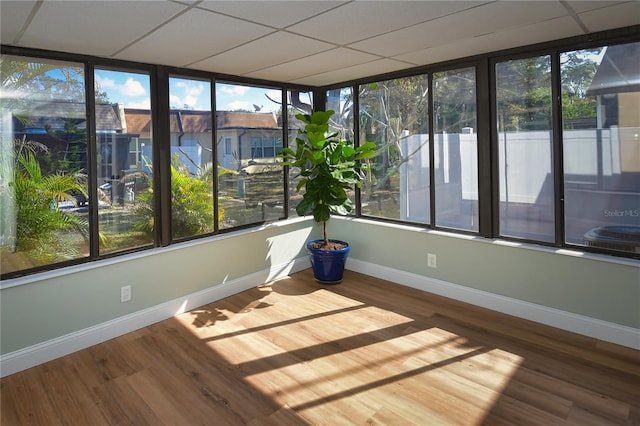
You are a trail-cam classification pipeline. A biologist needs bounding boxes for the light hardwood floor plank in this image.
[2,269,639,425]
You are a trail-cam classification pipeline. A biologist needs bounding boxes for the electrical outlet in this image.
[427,253,437,268]
[121,285,131,302]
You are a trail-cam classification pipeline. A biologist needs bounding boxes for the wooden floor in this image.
[2,269,639,425]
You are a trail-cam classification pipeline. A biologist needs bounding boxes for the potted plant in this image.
[280,110,376,284]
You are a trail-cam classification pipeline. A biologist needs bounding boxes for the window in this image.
[3,29,637,278]
[169,76,214,240]
[95,69,154,254]
[562,41,640,254]
[359,75,430,222]
[324,87,357,212]
[0,50,304,279]
[250,136,280,159]
[326,87,355,142]
[287,89,313,217]
[433,67,479,231]
[496,56,555,242]
[215,83,285,228]
[1,56,89,274]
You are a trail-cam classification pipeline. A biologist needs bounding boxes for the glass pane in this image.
[286,89,313,217]
[95,69,153,254]
[359,76,430,223]
[325,87,356,211]
[496,56,555,242]
[434,67,479,231]
[562,42,640,254]
[169,76,214,240]
[1,55,89,275]
[216,83,285,228]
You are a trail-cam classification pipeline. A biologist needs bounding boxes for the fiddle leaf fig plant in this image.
[280,110,376,244]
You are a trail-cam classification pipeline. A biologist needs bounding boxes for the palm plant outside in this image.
[9,148,88,260]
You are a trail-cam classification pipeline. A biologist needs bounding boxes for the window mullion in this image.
[477,58,494,238]
[428,73,436,227]
[85,62,100,258]
[551,51,565,247]
[152,66,171,246]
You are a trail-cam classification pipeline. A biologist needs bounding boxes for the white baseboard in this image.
[346,258,640,351]
[0,257,310,378]
[3,255,637,378]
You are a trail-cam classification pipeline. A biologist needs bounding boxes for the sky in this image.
[94,70,291,113]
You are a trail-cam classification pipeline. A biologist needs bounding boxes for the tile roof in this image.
[216,111,279,129]
[170,110,212,133]
[124,109,280,133]
[123,108,152,134]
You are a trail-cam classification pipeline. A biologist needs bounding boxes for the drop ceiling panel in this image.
[114,8,274,67]
[0,0,37,45]
[350,1,569,57]
[566,1,628,14]
[578,2,640,33]
[244,47,379,82]
[395,16,582,66]
[16,1,186,57]
[1,0,636,86]
[292,58,415,86]
[191,31,334,76]
[197,0,346,29]
[286,1,486,45]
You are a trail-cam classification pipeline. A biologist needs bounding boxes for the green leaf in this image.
[280,147,296,156]
[312,204,331,223]
[295,178,307,192]
[341,145,355,160]
[330,145,343,163]
[296,197,313,216]
[309,110,335,125]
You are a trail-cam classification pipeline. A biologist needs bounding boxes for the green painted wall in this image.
[0,220,317,355]
[2,216,638,357]
[331,218,640,329]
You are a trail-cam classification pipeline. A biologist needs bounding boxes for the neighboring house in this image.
[570,42,640,250]
[124,108,286,172]
[215,110,282,170]
[586,42,640,181]
[11,103,290,179]
[11,102,140,178]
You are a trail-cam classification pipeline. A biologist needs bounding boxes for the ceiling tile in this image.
[115,8,274,67]
[395,16,582,66]
[0,0,635,87]
[0,0,37,45]
[349,1,569,57]
[565,1,628,14]
[244,47,379,82]
[17,1,187,57]
[197,0,346,28]
[287,1,486,45]
[292,58,415,86]
[577,2,640,33]
[191,31,334,76]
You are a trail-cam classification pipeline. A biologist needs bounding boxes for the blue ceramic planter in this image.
[306,239,350,284]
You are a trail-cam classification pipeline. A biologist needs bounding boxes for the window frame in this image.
[0,47,315,279]
[322,25,639,260]
[2,25,638,280]
[166,72,216,242]
[92,64,158,254]
[491,52,557,244]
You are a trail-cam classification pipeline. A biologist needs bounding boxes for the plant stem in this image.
[323,221,328,242]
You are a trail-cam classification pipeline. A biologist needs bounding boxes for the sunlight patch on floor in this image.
[241,326,524,425]
[168,276,529,425]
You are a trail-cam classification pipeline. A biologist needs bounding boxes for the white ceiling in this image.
[2,0,639,87]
